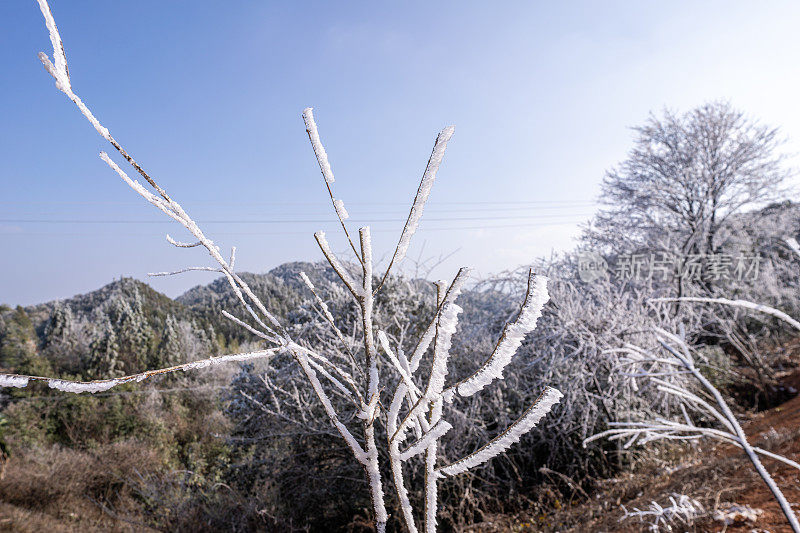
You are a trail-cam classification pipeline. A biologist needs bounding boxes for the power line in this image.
[0,213,594,225]
[0,200,598,206]
[2,205,595,215]
[0,219,589,237]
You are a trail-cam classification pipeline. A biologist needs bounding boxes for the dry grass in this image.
[0,440,161,532]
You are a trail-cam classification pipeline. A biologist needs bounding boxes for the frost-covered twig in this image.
[300,271,361,377]
[585,329,800,532]
[786,237,800,258]
[302,108,361,263]
[374,125,455,294]
[437,386,563,476]
[0,349,278,393]
[384,271,562,533]
[619,493,704,532]
[651,296,800,333]
[446,271,550,399]
[148,266,222,277]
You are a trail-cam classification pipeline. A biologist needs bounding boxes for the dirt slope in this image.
[550,376,800,532]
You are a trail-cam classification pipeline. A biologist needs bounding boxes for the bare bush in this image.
[0,3,566,531]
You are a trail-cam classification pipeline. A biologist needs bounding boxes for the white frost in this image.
[409,268,470,372]
[0,374,30,388]
[393,126,455,264]
[333,198,350,220]
[438,386,563,477]
[455,274,550,398]
[302,108,335,184]
[399,419,453,462]
[425,302,462,398]
[651,296,800,333]
[48,378,120,394]
[35,0,70,90]
[785,237,800,257]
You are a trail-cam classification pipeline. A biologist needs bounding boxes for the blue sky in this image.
[2,1,800,305]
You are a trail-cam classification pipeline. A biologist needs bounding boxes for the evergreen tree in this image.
[43,302,77,350]
[156,314,183,368]
[108,288,154,371]
[0,307,52,376]
[88,314,120,378]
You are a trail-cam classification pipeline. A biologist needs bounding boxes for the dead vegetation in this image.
[0,440,161,532]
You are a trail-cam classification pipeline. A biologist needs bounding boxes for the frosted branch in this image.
[619,494,704,532]
[333,198,350,220]
[221,310,279,344]
[148,266,222,277]
[409,268,471,372]
[303,348,362,403]
[375,125,455,294]
[299,272,360,374]
[289,344,368,462]
[786,237,800,258]
[302,108,361,261]
[586,331,800,532]
[450,272,549,399]
[651,296,800,333]
[166,234,201,248]
[399,419,453,462]
[378,331,422,396]
[0,349,279,394]
[35,0,69,91]
[438,387,563,477]
[314,231,359,296]
[306,358,358,404]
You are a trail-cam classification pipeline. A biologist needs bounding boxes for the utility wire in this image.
[0,200,597,206]
[1,220,590,237]
[0,213,594,224]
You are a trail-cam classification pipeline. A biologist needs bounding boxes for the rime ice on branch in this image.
[383,270,562,533]
[19,3,564,531]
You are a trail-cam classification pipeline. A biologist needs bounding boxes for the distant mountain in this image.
[0,261,435,380]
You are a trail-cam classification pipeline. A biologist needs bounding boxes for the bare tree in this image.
[0,2,564,531]
[586,102,790,260]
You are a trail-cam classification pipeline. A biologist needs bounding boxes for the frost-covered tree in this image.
[156,314,183,368]
[108,289,154,371]
[586,102,791,259]
[88,314,120,379]
[43,302,76,351]
[0,3,564,531]
[583,103,797,398]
